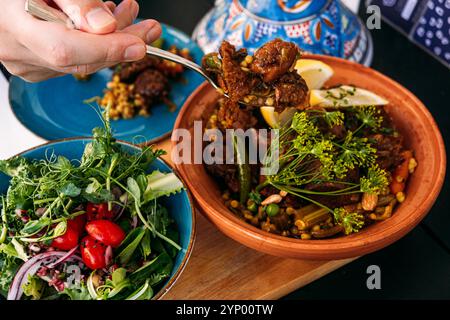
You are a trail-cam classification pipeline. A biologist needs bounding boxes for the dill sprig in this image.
[333,208,365,235]
[360,165,389,194]
[354,106,383,131]
[305,109,345,128]
[333,131,377,176]
[260,110,390,234]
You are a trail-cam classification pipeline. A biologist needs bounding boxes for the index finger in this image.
[20,19,147,68]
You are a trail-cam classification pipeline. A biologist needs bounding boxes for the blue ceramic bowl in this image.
[0,138,196,300]
[9,23,204,143]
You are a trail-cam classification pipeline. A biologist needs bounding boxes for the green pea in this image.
[266,204,280,217]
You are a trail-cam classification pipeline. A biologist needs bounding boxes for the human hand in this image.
[0,0,161,82]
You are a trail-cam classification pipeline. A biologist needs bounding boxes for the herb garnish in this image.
[260,108,389,234]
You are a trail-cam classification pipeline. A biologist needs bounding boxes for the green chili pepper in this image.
[233,135,251,204]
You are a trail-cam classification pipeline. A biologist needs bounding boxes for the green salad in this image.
[0,114,184,300]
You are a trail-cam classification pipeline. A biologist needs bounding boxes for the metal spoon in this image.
[25,0,229,97]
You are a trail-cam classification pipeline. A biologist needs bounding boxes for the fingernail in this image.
[124,44,145,61]
[146,25,162,44]
[132,1,139,20]
[86,7,115,30]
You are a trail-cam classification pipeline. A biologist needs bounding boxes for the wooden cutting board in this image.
[155,139,355,300]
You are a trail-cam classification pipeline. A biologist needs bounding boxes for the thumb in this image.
[52,0,117,34]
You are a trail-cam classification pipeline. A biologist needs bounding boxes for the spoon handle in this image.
[145,45,219,90]
[25,0,76,29]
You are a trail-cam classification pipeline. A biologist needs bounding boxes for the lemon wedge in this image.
[261,106,297,129]
[310,85,389,107]
[295,59,334,90]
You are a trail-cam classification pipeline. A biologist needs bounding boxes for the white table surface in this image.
[0,0,360,160]
[0,74,45,160]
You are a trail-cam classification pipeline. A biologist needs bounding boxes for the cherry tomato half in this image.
[86,203,114,221]
[85,220,125,248]
[80,236,107,270]
[51,227,79,250]
[51,214,86,250]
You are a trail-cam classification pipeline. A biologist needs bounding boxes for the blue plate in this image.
[0,138,196,299]
[9,24,204,143]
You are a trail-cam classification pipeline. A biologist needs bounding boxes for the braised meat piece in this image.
[116,56,159,82]
[250,38,300,83]
[218,41,252,101]
[307,183,361,208]
[273,72,309,110]
[269,212,291,232]
[217,99,258,130]
[305,168,361,208]
[368,134,404,171]
[202,40,305,107]
[134,69,169,105]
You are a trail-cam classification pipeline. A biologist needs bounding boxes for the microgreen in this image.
[0,109,184,300]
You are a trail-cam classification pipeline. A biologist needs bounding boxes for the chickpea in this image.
[230,200,240,208]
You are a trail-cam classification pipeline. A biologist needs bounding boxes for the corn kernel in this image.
[230,200,240,208]
[301,233,311,240]
[408,158,418,173]
[396,192,405,203]
[295,219,306,230]
[244,212,253,220]
[265,97,274,106]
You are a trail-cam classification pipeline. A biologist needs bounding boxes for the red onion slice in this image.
[104,245,113,266]
[47,246,78,269]
[7,251,82,300]
[131,215,138,229]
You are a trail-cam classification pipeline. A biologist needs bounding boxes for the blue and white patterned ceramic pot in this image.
[193,0,373,66]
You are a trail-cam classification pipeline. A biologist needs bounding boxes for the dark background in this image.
[2,0,449,299]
